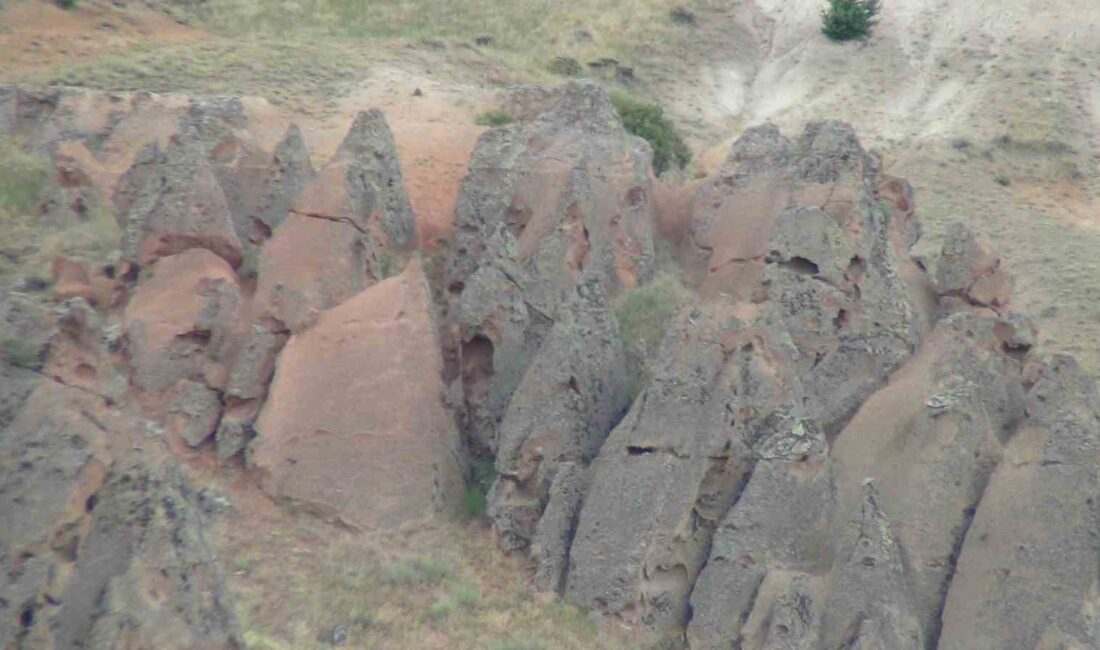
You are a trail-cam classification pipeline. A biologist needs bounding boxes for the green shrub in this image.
[609,92,691,174]
[383,557,451,586]
[56,0,79,8]
[459,457,496,520]
[0,143,48,216]
[994,173,1011,186]
[2,338,43,370]
[548,57,583,77]
[428,585,478,621]
[820,0,880,41]
[428,595,459,621]
[614,273,688,354]
[475,109,515,127]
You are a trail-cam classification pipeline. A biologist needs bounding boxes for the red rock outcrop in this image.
[251,261,462,530]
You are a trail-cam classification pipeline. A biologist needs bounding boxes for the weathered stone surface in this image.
[290,109,415,252]
[687,418,835,649]
[214,417,251,462]
[252,213,367,333]
[54,463,241,650]
[117,122,244,269]
[937,355,1100,649]
[561,122,928,633]
[531,462,590,594]
[0,382,109,648]
[565,303,802,628]
[489,274,629,553]
[933,222,1013,310]
[238,123,315,244]
[251,261,463,530]
[225,323,286,400]
[123,249,240,391]
[827,312,1026,642]
[51,256,95,303]
[819,481,925,649]
[446,80,657,453]
[166,379,222,447]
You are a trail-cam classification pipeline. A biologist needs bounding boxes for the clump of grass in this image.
[460,457,497,521]
[614,272,688,354]
[994,173,1012,186]
[2,338,43,370]
[428,583,479,621]
[0,142,49,216]
[56,0,78,8]
[609,92,691,174]
[548,56,583,77]
[383,557,452,586]
[476,108,515,127]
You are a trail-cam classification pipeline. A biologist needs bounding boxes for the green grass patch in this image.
[610,92,691,174]
[614,272,688,354]
[2,338,43,370]
[459,457,496,521]
[475,108,515,127]
[0,142,49,216]
[163,0,688,77]
[383,557,452,587]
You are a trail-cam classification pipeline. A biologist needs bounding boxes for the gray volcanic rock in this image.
[117,122,244,269]
[488,274,630,555]
[826,311,1027,643]
[530,461,590,593]
[687,417,835,649]
[54,464,241,650]
[290,109,415,251]
[564,303,803,628]
[0,382,109,649]
[933,222,1013,310]
[818,481,924,650]
[446,80,657,454]
[937,355,1100,649]
[238,124,315,244]
[562,122,925,631]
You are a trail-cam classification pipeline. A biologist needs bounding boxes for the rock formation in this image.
[444,81,657,455]
[2,79,1099,650]
[251,261,464,530]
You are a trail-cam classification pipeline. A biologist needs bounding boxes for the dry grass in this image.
[38,39,372,116]
[225,515,661,650]
[0,141,119,288]
[180,0,687,74]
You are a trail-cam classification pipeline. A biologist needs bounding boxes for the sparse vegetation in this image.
[609,92,691,174]
[224,515,653,649]
[170,0,690,79]
[614,272,688,354]
[995,173,1011,186]
[460,457,496,521]
[820,0,881,41]
[0,142,48,216]
[2,337,43,370]
[428,583,479,621]
[383,557,452,586]
[0,143,119,288]
[476,109,515,127]
[55,0,79,9]
[548,56,583,77]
